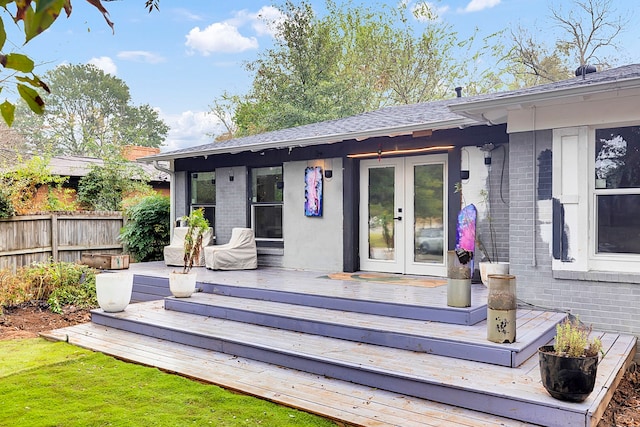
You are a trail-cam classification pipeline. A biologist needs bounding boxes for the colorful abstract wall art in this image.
[304,166,323,217]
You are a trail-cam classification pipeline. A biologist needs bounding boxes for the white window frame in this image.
[553,123,640,274]
[588,125,640,273]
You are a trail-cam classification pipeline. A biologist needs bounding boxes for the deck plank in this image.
[88,299,635,426]
[42,324,533,427]
[164,292,564,366]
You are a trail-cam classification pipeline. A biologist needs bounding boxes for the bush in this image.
[0,156,70,215]
[0,188,15,218]
[77,158,153,211]
[0,261,98,314]
[119,194,170,262]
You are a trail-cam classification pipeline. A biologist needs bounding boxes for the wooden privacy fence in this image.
[0,212,125,271]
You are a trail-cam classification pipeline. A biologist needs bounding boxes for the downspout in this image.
[152,160,176,234]
[531,107,537,267]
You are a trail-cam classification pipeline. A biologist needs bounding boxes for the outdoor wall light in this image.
[229,169,234,182]
[347,145,454,158]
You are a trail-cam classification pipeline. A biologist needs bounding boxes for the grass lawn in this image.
[0,338,337,427]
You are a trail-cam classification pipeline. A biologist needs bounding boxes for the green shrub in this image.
[0,187,15,218]
[77,158,153,211]
[119,194,170,262]
[0,261,98,314]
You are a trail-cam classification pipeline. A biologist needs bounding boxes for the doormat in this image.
[321,272,446,288]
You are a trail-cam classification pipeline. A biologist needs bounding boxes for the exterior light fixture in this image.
[347,145,454,159]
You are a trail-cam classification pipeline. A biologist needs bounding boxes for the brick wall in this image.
[509,130,640,337]
[121,146,160,161]
[215,166,248,244]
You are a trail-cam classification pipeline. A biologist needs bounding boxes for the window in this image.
[190,171,215,227]
[250,166,283,240]
[594,126,640,255]
[553,125,640,275]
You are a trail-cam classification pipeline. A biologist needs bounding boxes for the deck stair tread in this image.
[42,323,534,427]
[88,299,637,427]
[164,292,565,367]
[133,265,489,325]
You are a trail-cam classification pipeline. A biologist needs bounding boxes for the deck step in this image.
[42,323,535,427]
[132,274,489,325]
[89,300,637,427]
[164,292,563,367]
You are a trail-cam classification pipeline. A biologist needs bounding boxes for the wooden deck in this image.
[42,263,636,427]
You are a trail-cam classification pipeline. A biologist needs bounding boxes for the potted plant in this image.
[169,208,209,298]
[477,189,509,286]
[538,316,603,402]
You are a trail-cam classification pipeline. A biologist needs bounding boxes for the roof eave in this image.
[450,77,640,119]
[139,117,479,163]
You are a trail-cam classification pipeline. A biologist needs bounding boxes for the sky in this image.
[4,0,639,152]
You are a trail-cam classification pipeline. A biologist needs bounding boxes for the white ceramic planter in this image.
[96,272,133,312]
[169,271,197,298]
[479,262,510,287]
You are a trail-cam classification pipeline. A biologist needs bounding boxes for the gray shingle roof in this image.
[143,64,640,162]
[47,155,169,182]
[144,97,477,161]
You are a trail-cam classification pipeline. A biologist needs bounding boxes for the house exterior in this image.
[141,64,640,337]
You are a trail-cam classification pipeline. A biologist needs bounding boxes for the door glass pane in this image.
[414,164,444,263]
[597,194,640,254]
[368,167,395,260]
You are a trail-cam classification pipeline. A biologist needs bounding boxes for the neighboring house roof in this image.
[48,155,170,183]
[140,63,640,163]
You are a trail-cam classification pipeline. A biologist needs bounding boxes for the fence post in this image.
[51,213,59,262]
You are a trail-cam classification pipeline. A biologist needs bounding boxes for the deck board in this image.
[86,299,636,426]
[130,263,489,325]
[45,264,637,427]
[164,292,563,367]
[42,324,533,427]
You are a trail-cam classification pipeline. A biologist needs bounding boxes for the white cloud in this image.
[462,0,501,12]
[88,56,117,75]
[249,6,284,37]
[117,51,166,64]
[185,22,258,55]
[160,110,224,152]
[172,8,204,21]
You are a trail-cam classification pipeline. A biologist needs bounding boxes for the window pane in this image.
[254,205,283,239]
[595,126,640,189]
[191,172,216,204]
[414,164,444,264]
[597,194,640,254]
[368,167,395,260]
[252,167,283,203]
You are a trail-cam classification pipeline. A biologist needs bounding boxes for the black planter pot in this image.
[538,345,599,402]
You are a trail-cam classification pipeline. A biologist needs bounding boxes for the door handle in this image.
[393,216,402,221]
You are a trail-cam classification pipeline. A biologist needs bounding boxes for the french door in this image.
[359,154,447,276]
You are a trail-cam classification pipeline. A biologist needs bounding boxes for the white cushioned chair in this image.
[164,227,213,267]
[204,228,257,270]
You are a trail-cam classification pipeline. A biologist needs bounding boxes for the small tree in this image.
[77,158,152,211]
[119,194,170,262]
